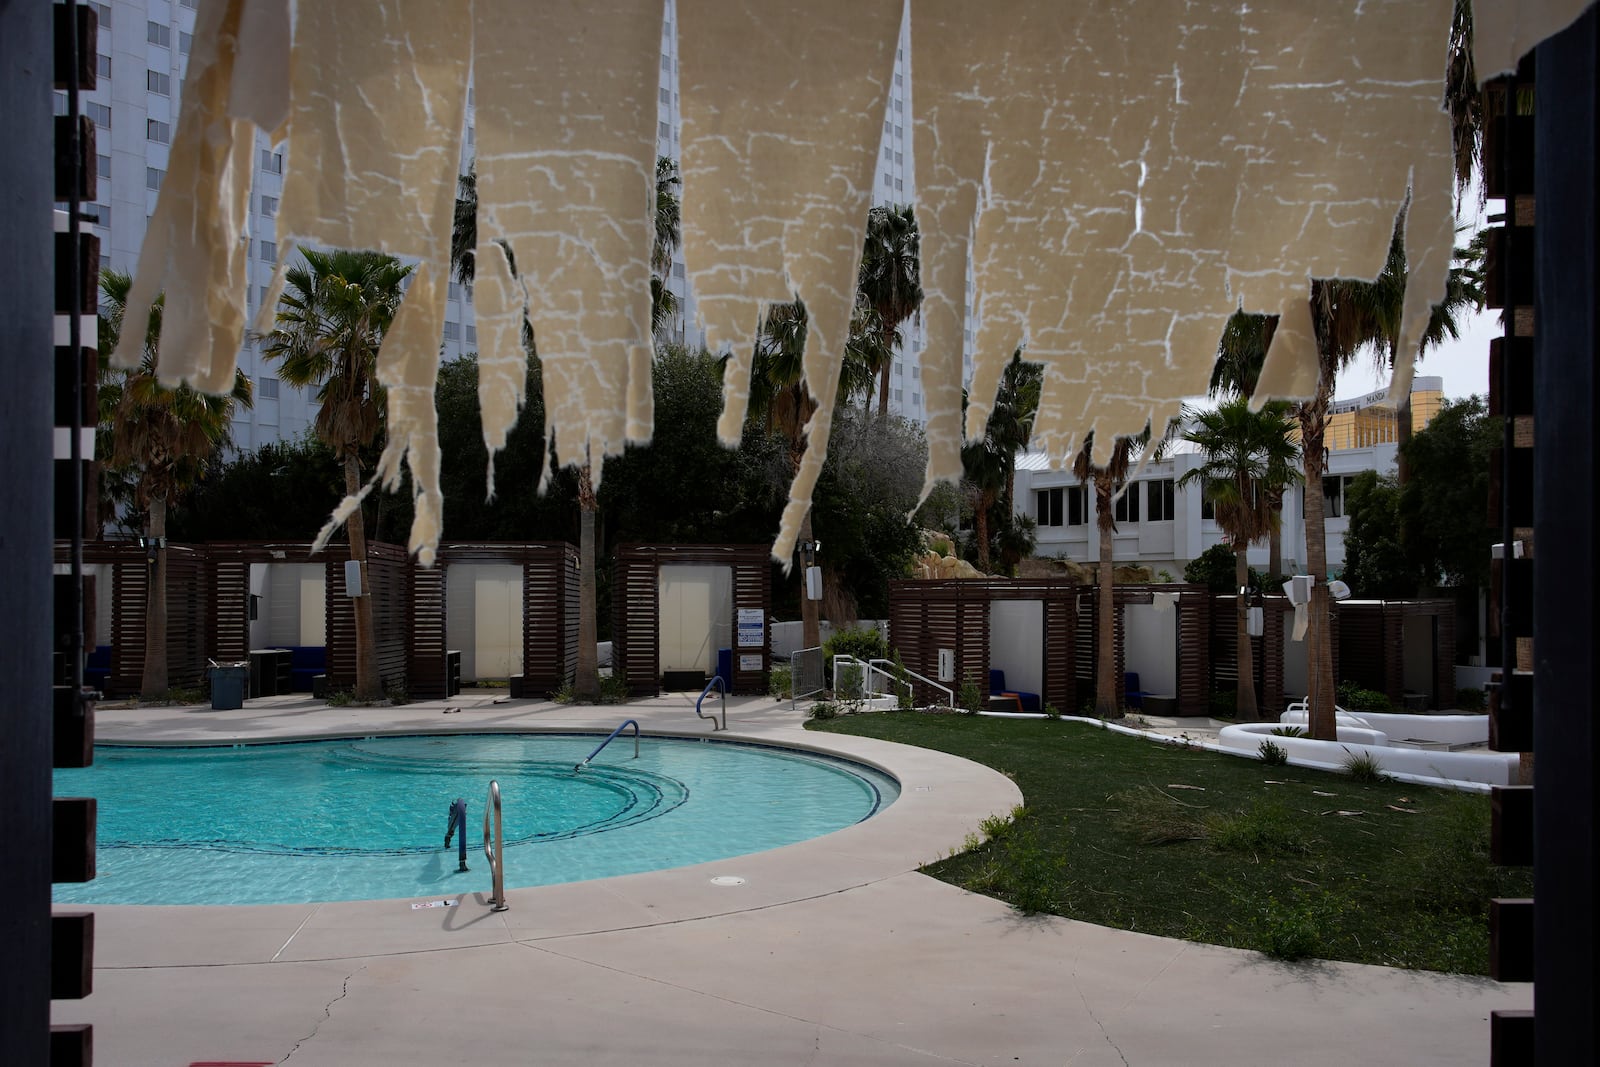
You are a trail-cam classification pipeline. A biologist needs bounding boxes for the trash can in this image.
[209,663,249,710]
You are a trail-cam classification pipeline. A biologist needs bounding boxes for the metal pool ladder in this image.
[696,676,727,731]
[483,779,508,912]
[574,719,640,771]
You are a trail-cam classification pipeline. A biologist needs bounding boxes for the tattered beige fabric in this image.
[472,0,662,496]
[279,0,470,566]
[128,0,1575,564]
[109,0,255,393]
[914,0,1454,482]
[1476,0,1594,79]
[677,0,903,560]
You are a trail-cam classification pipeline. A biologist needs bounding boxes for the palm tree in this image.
[1072,427,1151,718]
[451,162,477,288]
[99,270,253,698]
[651,157,683,336]
[1179,399,1301,719]
[261,249,412,702]
[856,204,922,416]
[960,421,1006,575]
[751,299,874,646]
[959,350,1041,574]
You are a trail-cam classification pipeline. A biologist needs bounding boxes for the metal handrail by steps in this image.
[483,779,508,911]
[575,719,640,771]
[696,676,727,731]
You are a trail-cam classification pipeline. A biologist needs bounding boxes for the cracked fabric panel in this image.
[109,0,255,392]
[280,0,470,566]
[472,0,662,497]
[914,0,1454,478]
[677,0,904,561]
[126,0,1570,563]
[1476,0,1593,79]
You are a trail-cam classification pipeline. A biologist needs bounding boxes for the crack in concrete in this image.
[1076,978,1130,1067]
[280,964,364,1062]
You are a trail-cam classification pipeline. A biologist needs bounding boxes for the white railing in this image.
[827,655,954,710]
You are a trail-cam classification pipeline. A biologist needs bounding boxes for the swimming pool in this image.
[51,733,899,906]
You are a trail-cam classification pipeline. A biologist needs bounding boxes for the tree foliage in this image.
[1398,395,1499,590]
[1340,472,1417,599]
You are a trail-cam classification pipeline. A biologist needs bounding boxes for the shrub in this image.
[598,671,630,704]
[834,662,865,699]
[808,700,839,721]
[325,689,353,707]
[1343,750,1389,784]
[551,679,576,704]
[1454,686,1486,711]
[1003,827,1071,915]
[1268,726,1306,737]
[1260,902,1321,961]
[386,681,410,706]
[890,650,914,710]
[1337,680,1393,713]
[822,625,888,683]
[1042,702,1062,720]
[768,663,792,700]
[1257,738,1289,766]
[1184,543,1263,593]
[957,678,983,714]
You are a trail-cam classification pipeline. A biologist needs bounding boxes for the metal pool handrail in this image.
[575,719,640,771]
[696,676,727,731]
[483,779,508,912]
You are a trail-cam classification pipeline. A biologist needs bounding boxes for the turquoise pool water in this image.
[52,734,898,905]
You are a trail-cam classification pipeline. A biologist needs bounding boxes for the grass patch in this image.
[809,714,1530,974]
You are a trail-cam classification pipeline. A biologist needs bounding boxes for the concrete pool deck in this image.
[55,690,1527,1065]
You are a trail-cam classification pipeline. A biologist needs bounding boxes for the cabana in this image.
[1336,599,1459,710]
[612,544,771,697]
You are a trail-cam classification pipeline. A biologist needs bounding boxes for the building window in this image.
[1114,484,1142,524]
[1066,486,1086,526]
[658,120,671,141]
[449,282,463,302]
[911,365,919,379]
[147,21,170,47]
[88,102,111,128]
[95,3,111,28]
[1037,489,1063,527]
[180,0,197,8]
[1320,475,1357,519]
[97,53,110,78]
[883,170,892,186]
[145,167,164,191]
[259,376,279,400]
[1145,478,1175,521]
[894,388,903,402]
[259,195,277,217]
[147,118,170,143]
[260,149,282,174]
[1201,495,1215,520]
[661,54,671,71]
[464,325,476,344]
[147,70,171,95]
[258,239,276,263]
[180,31,192,54]
[97,154,110,179]
[659,87,671,106]
[258,285,271,306]
[443,321,460,341]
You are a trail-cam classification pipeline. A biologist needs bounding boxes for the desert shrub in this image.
[808,700,839,721]
[1343,750,1389,783]
[1269,726,1306,737]
[1257,738,1289,766]
[598,671,631,704]
[768,663,792,699]
[386,681,410,706]
[1260,902,1322,961]
[957,678,983,714]
[325,689,353,707]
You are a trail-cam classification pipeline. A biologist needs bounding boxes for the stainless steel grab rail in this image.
[574,719,640,771]
[483,779,508,911]
[695,676,727,730]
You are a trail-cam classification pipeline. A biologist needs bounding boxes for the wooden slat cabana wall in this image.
[613,544,771,697]
[1336,599,1458,709]
[890,580,1210,715]
[409,542,579,700]
[1208,594,1292,713]
[54,540,206,696]
[205,541,333,667]
[325,541,410,692]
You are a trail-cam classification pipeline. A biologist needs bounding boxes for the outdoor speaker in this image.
[1247,606,1264,638]
[805,564,822,601]
[937,648,954,683]
[344,559,363,597]
[1283,575,1312,606]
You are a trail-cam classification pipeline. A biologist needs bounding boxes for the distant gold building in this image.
[1323,375,1446,451]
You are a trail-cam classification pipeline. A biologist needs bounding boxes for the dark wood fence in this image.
[1336,599,1457,709]
[55,541,205,696]
[325,541,410,692]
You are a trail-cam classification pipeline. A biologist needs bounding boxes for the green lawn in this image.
[809,712,1531,974]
